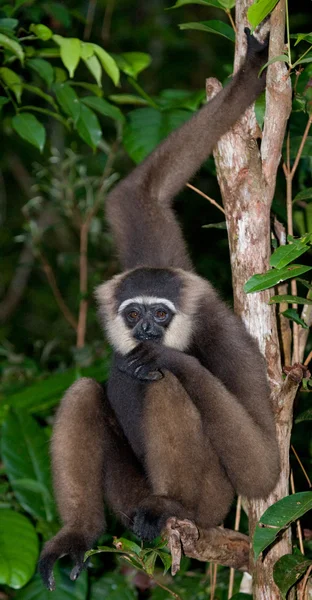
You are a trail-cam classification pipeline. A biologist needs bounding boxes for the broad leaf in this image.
[123,107,191,163]
[90,44,120,86]
[247,0,280,29]
[0,18,18,32]
[244,265,312,293]
[179,20,235,43]
[22,83,58,109]
[270,242,310,269]
[281,308,308,329]
[81,96,124,123]
[53,82,80,123]
[89,572,137,600]
[29,23,53,41]
[27,58,54,87]
[0,32,24,63]
[143,551,157,575]
[15,569,88,600]
[253,492,312,559]
[269,295,312,305]
[273,554,312,600]
[0,96,9,112]
[53,35,81,78]
[76,103,102,149]
[82,54,102,87]
[0,67,22,102]
[293,188,312,202]
[109,93,148,106]
[0,509,38,589]
[12,113,46,152]
[1,410,56,520]
[115,52,152,79]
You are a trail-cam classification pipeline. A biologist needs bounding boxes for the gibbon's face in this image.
[118,298,175,343]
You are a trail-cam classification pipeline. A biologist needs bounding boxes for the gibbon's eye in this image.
[127,310,140,322]
[154,309,168,321]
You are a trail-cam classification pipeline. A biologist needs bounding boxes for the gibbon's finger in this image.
[38,552,57,591]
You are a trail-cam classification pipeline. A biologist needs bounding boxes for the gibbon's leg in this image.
[39,378,150,590]
[133,372,234,540]
[118,345,280,500]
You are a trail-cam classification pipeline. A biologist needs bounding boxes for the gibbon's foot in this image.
[38,530,90,590]
[132,496,188,541]
[244,27,269,62]
[117,343,164,382]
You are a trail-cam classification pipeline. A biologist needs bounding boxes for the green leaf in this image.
[291,33,312,46]
[273,554,312,600]
[29,23,53,41]
[253,492,312,560]
[27,58,54,87]
[158,88,205,111]
[44,2,72,28]
[247,0,280,29]
[179,20,235,42]
[82,54,102,87]
[0,509,38,589]
[143,551,157,575]
[203,222,227,229]
[270,243,310,269]
[115,52,152,79]
[11,113,46,152]
[109,93,148,106]
[1,410,56,520]
[170,0,231,8]
[22,83,58,109]
[0,32,24,63]
[53,35,81,78]
[259,54,290,76]
[295,408,312,423]
[54,66,67,83]
[281,308,309,329]
[244,265,312,293]
[15,568,88,600]
[157,550,172,574]
[11,478,54,504]
[89,572,137,600]
[81,96,124,123]
[293,188,312,202]
[114,538,141,555]
[0,96,9,112]
[124,107,191,163]
[269,295,312,305]
[296,278,312,290]
[0,18,18,32]
[53,82,80,123]
[90,44,120,86]
[255,92,266,129]
[70,81,103,97]
[76,103,102,149]
[0,67,22,102]
[288,137,312,159]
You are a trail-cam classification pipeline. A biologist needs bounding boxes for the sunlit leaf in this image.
[247,0,280,29]
[29,23,53,41]
[12,113,46,152]
[253,492,312,560]
[244,265,312,293]
[269,295,312,305]
[0,510,38,589]
[83,54,102,87]
[281,308,308,329]
[109,93,148,106]
[270,242,310,269]
[115,52,152,79]
[179,20,235,42]
[0,67,22,102]
[81,96,124,123]
[53,35,81,78]
[27,58,54,87]
[76,103,102,149]
[273,554,312,600]
[0,32,24,63]
[90,44,120,86]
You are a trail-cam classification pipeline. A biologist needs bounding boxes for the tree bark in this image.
[206,1,295,598]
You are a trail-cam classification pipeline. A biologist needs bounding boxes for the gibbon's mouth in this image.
[134,333,162,342]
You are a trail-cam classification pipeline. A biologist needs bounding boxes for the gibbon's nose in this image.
[141,320,151,333]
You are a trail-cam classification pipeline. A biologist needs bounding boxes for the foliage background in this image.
[0,1,311,599]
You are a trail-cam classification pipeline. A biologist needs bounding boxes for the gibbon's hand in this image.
[117,342,166,382]
[38,530,90,591]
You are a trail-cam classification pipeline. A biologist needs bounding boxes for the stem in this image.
[290,470,304,555]
[101,0,116,43]
[291,445,311,487]
[299,564,312,600]
[285,0,292,66]
[186,183,225,214]
[84,0,97,40]
[290,115,312,178]
[151,576,182,600]
[228,496,242,599]
[128,77,159,109]
[39,251,78,331]
[226,9,237,33]
[292,44,312,69]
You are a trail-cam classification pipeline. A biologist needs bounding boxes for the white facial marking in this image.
[118,296,176,314]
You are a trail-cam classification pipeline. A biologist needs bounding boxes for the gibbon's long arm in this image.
[106,30,268,271]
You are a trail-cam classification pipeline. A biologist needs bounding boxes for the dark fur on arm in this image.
[106,30,268,271]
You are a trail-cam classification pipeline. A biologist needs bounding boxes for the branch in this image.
[165,519,250,576]
[39,250,78,331]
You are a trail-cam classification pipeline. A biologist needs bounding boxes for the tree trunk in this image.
[207,1,296,597]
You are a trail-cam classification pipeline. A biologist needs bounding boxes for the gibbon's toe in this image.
[38,530,90,589]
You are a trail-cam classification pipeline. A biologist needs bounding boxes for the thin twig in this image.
[84,0,97,40]
[210,563,218,600]
[299,564,312,600]
[304,349,312,367]
[228,496,242,599]
[101,0,116,43]
[186,183,225,214]
[291,445,311,488]
[290,470,304,555]
[226,9,237,32]
[290,115,312,178]
[39,251,78,331]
